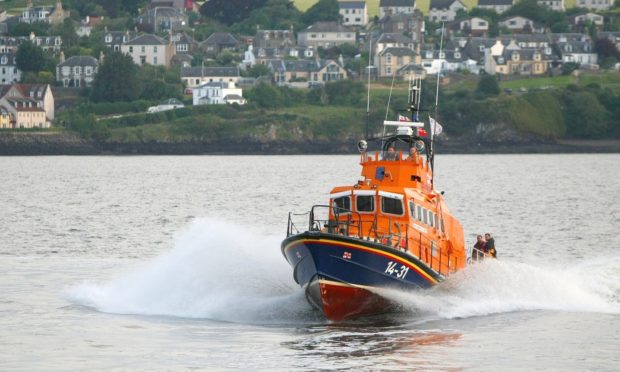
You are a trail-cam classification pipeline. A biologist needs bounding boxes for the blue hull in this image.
[281,232,443,319]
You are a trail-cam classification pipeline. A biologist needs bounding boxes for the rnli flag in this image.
[418,128,428,137]
[398,114,412,122]
[429,116,443,136]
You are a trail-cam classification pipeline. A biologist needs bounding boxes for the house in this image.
[499,16,545,34]
[254,28,296,49]
[56,55,99,88]
[476,0,513,14]
[429,0,467,22]
[200,32,240,57]
[20,1,69,25]
[536,0,564,11]
[136,7,187,33]
[0,83,54,127]
[599,31,620,50]
[379,12,425,45]
[569,13,604,33]
[397,63,427,80]
[76,15,104,37]
[298,22,355,48]
[103,30,137,52]
[458,17,489,37]
[147,98,184,113]
[121,34,175,67]
[171,32,198,55]
[339,1,369,27]
[375,47,420,77]
[251,45,316,65]
[191,82,245,105]
[552,34,598,67]
[150,0,196,11]
[421,48,480,74]
[375,33,416,55]
[379,0,416,18]
[267,59,347,85]
[0,53,20,84]
[29,33,63,52]
[574,0,613,10]
[484,39,548,75]
[0,106,11,128]
[181,66,241,90]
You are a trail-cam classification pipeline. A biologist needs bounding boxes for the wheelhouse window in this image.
[356,195,374,213]
[409,201,415,218]
[332,196,351,213]
[416,206,422,221]
[381,197,404,216]
[422,209,428,224]
[429,212,435,228]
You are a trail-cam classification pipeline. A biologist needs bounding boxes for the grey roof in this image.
[429,0,461,9]
[478,0,512,5]
[58,55,98,67]
[380,47,417,56]
[302,22,352,33]
[377,33,414,44]
[224,94,243,100]
[339,1,367,9]
[181,66,240,78]
[379,0,415,6]
[103,31,138,45]
[203,32,239,46]
[140,7,185,18]
[397,63,425,73]
[124,34,168,46]
[172,32,195,44]
[267,59,339,73]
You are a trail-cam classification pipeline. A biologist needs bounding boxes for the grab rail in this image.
[286,205,461,277]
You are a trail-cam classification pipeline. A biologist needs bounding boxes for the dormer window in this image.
[439,52,445,59]
[105,34,112,43]
[512,52,519,61]
[454,52,461,58]
[479,45,485,52]
[1,56,6,64]
[498,57,505,64]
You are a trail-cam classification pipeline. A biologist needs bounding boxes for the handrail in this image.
[286,205,461,277]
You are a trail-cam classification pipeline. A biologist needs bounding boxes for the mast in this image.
[431,23,445,186]
[365,36,372,140]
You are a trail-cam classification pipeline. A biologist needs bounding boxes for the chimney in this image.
[59,50,65,63]
[99,50,105,64]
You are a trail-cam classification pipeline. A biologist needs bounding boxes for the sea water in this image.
[0,155,619,370]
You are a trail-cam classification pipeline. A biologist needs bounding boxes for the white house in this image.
[0,53,21,84]
[56,55,98,88]
[575,0,613,10]
[499,16,544,34]
[191,82,245,105]
[477,0,513,14]
[339,1,368,27]
[121,34,174,67]
[297,22,355,48]
[181,66,241,90]
[536,0,564,11]
[429,0,467,22]
[378,0,416,18]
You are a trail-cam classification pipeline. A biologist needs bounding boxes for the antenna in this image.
[431,23,445,186]
[365,36,372,140]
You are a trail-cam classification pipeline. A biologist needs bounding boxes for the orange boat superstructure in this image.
[281,79,466,321]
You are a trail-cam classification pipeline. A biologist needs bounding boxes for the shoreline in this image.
[1,131,620,155]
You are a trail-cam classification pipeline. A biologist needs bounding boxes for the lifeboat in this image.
[281,79,466,321]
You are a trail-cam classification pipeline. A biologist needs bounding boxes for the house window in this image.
[129,46,133,53]
[386,54,392,64]
[141,46,145,53]
[154,46,158,53]
[153,57,158,64]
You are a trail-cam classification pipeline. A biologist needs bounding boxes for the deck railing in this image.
[286,205,459,277]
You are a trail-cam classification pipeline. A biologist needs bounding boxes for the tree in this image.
[90,52,140,102]
[595,38,620,59]
[10,21,50,37]
[302,0,340,26]
[16,42,47,73]
[231,0,302,35]
[54,18,79,50]
[476,75,500,96]
[200,0,268,26]
[246,64,272,78]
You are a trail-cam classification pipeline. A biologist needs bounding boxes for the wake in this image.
[64,218,620,324]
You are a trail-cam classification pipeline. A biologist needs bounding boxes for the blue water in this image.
[1,155,619,370]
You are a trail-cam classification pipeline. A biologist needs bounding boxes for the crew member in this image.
[485,233,497,258]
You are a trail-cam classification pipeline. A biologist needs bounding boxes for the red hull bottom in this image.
[315,280,391,321]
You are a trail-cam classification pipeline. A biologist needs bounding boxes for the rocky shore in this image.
[1,131,620,155]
